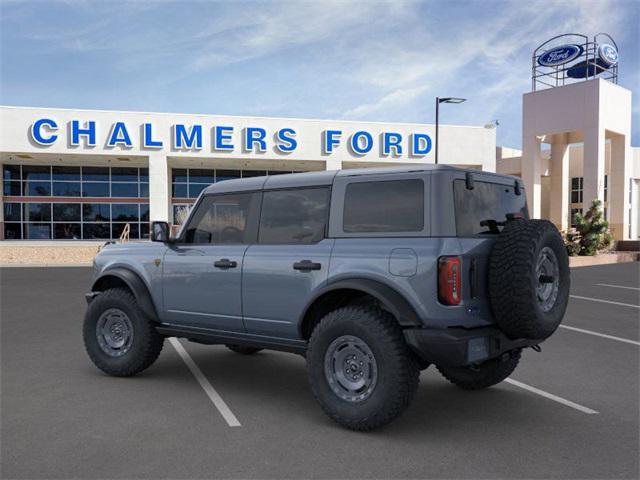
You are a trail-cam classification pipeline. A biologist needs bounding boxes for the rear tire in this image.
[225,344,262,355]
[83,288,164,377]
[437,349,521,390]
[307,305,419,431]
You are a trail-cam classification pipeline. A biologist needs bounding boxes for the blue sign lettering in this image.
[350,131,373,155]
[382,132,403,155]
[143,123,163,148]
[323,130,342,154]
[70,120,96,147]
[214,126,234,151]
[411,133,432,156]
[173,124,202,150]
[275,128,297,153]
[244,127,267,152]
[30,118,58,145]
[107,122,132,148]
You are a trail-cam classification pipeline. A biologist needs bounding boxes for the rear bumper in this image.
[403,326,542,367]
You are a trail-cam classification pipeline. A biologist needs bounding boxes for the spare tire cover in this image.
[488,219,570,340]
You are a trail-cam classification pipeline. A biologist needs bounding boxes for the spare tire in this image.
[488,219,570,340]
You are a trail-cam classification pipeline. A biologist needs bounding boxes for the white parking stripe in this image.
[169,338,241,427]
[596,283,640,291]
[505,378,599,415]
[570,295,640,309]
[560,324,640,346]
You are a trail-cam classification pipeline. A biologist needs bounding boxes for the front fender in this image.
[91,267,159,321]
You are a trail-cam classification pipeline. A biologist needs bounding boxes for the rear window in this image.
[343,179,424,233]
[454,179,528,236]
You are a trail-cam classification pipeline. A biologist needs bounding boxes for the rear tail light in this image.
[438,256,462,305]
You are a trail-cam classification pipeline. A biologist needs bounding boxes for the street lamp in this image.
[435,97,466,165]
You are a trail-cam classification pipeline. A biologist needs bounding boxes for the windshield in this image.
[454,179,528,236]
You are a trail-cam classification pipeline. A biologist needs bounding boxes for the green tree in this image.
[565,199,613,256]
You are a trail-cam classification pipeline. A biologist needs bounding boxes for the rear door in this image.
[242,187,333,339]
[162,192,260,332]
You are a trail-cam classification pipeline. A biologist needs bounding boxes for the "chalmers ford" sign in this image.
[29,118,434,157]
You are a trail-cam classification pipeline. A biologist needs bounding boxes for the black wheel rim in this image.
[96,308,134,357]
[324,335,378,402]
[536,246,560,312]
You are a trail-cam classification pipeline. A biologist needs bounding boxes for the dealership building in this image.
[0,34,638,244]
[0,106,495,241]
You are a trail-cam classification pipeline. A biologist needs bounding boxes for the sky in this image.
[1,0,638,149]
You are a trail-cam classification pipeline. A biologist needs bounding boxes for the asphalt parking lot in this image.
[1,263,638,479]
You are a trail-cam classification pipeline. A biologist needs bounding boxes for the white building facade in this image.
[0,106,496,241]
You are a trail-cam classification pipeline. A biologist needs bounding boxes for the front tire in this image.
[307,305,419,431]
[436,349,521,390]
[83,288,164,377]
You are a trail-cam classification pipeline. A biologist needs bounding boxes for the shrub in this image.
[564,199,613,256]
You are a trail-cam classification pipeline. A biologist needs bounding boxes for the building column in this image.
[325,158,342,171]
[549,134,570,231]
[609,134,631,240]
[522,134,543,218]
[148,153,170,223]
[582,126,605,213]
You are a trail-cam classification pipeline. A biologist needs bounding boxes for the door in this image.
[162,191,260,332]
[242,187,333,339]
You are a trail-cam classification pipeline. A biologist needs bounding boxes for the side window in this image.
[343,179,424,233]
[183,193,258,244]
[259,188,329,244]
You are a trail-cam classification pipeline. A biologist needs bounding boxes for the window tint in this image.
[184,193,257,244]
[454,179,528,236]
[343,180,424,233]
[259,188,329,244]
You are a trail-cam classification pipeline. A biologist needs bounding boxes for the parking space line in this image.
[570,295,640,309]
[560,324,640,346]
[505,378,599,415]
[596,283,640,291]
[169,338,241,427]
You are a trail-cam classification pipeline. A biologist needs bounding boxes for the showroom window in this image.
[2,164,149,240]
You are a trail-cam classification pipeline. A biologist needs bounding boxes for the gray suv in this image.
[84,166,570,430]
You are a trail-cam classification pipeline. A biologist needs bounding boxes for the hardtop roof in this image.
[202,165,518,195]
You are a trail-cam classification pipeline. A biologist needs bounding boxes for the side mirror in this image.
[151,221,171,243]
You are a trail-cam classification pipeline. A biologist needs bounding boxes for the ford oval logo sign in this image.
[538,44,583,67]
[598,44,618,66]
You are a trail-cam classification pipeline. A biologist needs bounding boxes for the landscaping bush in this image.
[564,199,613,256]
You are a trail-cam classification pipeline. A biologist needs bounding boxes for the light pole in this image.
[435,97,466,164]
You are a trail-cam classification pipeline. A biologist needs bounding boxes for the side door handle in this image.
[214,258,237,269]
[293,260,321,271]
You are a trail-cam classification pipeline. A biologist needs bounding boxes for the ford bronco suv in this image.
[83,166,570,431]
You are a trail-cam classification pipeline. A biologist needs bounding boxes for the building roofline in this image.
[0,105,489,130]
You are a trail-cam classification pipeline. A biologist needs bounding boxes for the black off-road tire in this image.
[83,288,164,377]
[489,219,570,340]
[307,305,419,431]
[225,344,263,355]
[437,349,521,390]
